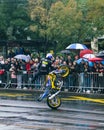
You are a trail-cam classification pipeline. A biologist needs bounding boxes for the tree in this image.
[86,0,104,52]
[28,0,54,53]
[0,1,8,39]
[0,0,103,53]
[0,0,32,40]
[47,0,83,51]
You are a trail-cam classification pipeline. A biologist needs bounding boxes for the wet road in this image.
[0,92,104,130]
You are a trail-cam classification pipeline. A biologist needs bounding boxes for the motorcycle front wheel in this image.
[47,96,61,109]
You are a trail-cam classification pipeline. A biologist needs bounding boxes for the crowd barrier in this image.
[0,71,104,94]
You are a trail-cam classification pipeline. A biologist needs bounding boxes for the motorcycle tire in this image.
[47,96,61,109]
[59,65,70,77]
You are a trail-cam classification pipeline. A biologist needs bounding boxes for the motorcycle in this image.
[38,65,70,109]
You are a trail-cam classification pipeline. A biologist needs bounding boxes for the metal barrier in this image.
[67,72,104,93]
[0,71,104,93]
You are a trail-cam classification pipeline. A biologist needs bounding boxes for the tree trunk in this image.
[91,37,98,54]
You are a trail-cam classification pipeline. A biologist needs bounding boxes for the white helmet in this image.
[46,53,53,60]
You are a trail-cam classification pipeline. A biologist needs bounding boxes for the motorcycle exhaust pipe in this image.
[49,90,60,100]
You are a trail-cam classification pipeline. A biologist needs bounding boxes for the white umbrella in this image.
[14,54,31,62]
[82,54,95,59]
[66,43,88,50]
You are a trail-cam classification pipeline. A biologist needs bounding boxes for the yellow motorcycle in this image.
[38,65,70,109]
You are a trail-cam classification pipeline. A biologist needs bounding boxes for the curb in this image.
[0,88,104,99]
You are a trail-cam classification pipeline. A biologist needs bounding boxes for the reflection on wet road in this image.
[0,96,104,130]
[0,92,104,104]
[62,96,104,104]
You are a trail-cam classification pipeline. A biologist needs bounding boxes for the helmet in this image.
[46,53,53,60]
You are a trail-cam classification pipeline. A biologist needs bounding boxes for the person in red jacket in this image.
[26,59,34,89]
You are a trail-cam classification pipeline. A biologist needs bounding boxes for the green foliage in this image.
[0,0,104,51]
[0,0,31,40]
[86,0,104,37]
[47,0,83,50]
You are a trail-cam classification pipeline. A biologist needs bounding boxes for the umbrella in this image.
[89,57,104,62]
[96,50,104,58]
[88,61,94,67]
[60,49,70,54]
[76,58,88,64]
[101,61,104,65]
[82,54,95,59]
[80,49,93,58]
[98,50,104,54]
[14,54,31,62]
[76,58,94,67]
[66,43,88,50]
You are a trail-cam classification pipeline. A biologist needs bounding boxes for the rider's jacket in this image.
[38,58,54,74]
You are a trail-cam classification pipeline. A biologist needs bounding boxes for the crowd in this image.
[0,52,104,93]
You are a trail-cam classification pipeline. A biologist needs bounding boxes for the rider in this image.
[33,53,57,102]
[32,53,55,83]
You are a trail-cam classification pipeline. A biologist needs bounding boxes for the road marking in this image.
[0,93,104,104]
[0,93,32,97]
[62,96,104,104]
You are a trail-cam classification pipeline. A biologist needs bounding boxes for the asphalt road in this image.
[0,89,104,130]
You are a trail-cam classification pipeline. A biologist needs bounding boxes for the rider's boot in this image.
[37,95,42,102]
[37,93,46,102]
[37,87,50,102]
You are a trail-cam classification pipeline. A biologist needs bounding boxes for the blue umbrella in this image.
[66,43,88,50]
[101,61,104,65]
[76,58,88,64]
[76,58,94,67]
[88,61,94,67]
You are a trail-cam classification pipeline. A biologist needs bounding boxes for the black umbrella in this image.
[60,49,71,54]
[96,50,104,58]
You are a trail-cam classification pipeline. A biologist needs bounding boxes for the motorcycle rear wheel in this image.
[47,96,61,109]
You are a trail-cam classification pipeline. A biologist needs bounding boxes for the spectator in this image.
[21,60,28,89]
[26,59,34,89]
[31,58,40,89]
[66,55,73,65]
[73,55,79,62]
[9,64,17,88]
[18,46,25,54]
[3,59,11,86]
[8,50,15,58]
[84,62,91,93]
[77,59,85,92]
[71,61,79,91]
[15,60,22,89]
[97,63,104,93]
[62,61,69,90]
[0,51,103,94]
[91,62,99,92]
